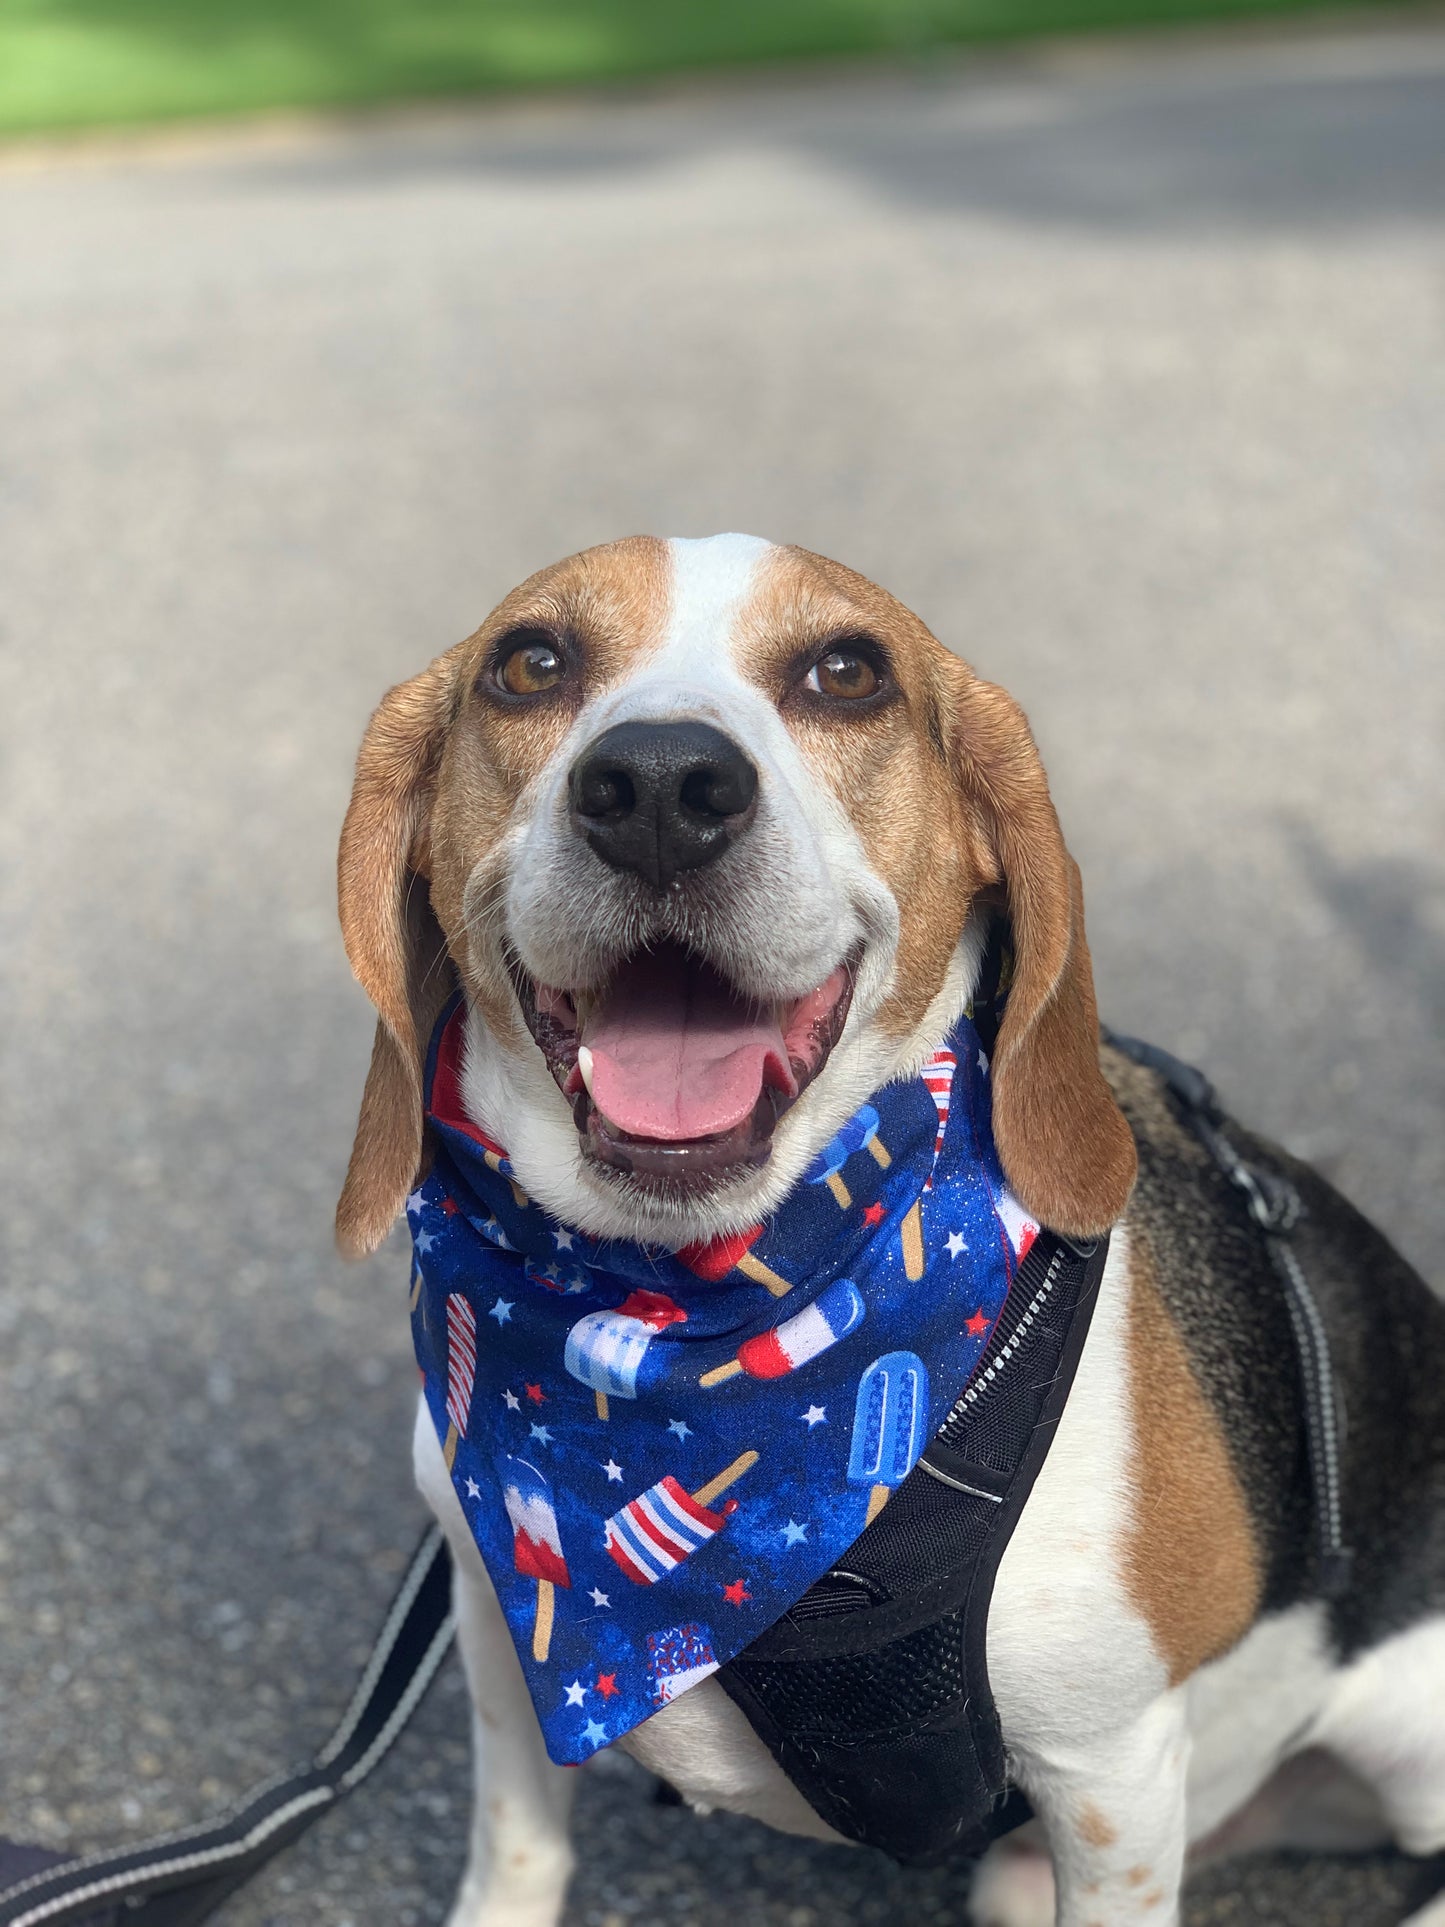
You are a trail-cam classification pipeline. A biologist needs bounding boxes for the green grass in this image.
[0,0,1424,136]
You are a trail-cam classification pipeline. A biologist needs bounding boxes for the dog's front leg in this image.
[415,1401,575,1927]
[1010,1692,1190,1927]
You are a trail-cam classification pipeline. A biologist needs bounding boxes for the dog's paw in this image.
[969,1834,1056,1927]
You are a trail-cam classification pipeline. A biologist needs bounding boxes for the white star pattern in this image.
[945,1231,967,1259]
[588,1587,611,1608]
[502,1389,521,1411]
[543,1263,561,1283]
[529,1423,553,1446]
[666,1419,693,1441]
[415,1228,437,1255]
[563,1680,587,1707]
[464,1477,481,1499]
[405,1187,426,1216]
[978,1048,990,1074]
[565,1274,589,1294]
[801,1405,826,1428]
[581,1719,608,1749]
[781,1519,809,1546]
[552,1228,575,1251]
[601,1459,624,1482]
[488,1298,514,1325]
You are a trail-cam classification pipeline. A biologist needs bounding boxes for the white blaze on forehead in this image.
[661,533,775,675]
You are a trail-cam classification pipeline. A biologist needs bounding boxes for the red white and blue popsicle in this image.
[805,1104,892,1209]
[604,1449,758,1584]
[698,1279,864,1387]
[500,1454,570,1660]
[900,1047,958,1280]
[848,1350,930,1523]
[565,1288,688,1420]
[442,1292,477,1471]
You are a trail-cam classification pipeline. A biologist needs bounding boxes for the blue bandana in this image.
[408,997,1038,1765]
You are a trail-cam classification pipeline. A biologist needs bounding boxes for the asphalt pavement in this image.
[2,17,1444,1926]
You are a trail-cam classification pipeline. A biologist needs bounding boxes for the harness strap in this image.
[715,1226,1107,1864]
[0,1528,456,1927]
[1104,1031,1354,1600]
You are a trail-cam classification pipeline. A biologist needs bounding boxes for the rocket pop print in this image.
[565,1289,688,1419]
[501,1455,570,1661]
[806,1104,893,1209]
[848,1351,930,1524]
[443,1293,477,1471]
[698,1280,864,1387]
[604,1450,758,1584]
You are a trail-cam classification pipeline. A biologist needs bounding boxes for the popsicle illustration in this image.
[474,1124,528,1209]
[848,1351,930,1524]
[565,1288,687,1419]
[442,1292,477,1472]
[604,1449,758,1584]
[698,1279,864,1387]
[648,1622,719,1706]
[805,1104,892,1209]
[901,1047,958,1280]
[500,1454,570,1661]
[678,1224,792,1299]
[996,1185,1040,1265]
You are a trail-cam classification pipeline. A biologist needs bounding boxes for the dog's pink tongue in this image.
[585,951,795,1141]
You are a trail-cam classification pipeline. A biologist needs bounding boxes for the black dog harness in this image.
[716,1221,1107,1863]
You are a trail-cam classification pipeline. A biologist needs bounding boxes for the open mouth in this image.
[512,939,856,1197]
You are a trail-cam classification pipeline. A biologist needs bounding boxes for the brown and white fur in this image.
[335,534,1445,1927]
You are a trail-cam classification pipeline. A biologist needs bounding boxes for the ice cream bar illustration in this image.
[678,1225,791,1299]
[805,1104,891,1209]
[565,1288,687,1419]
[501,1454,570,1661]
[443,1293,477,1471]
[474,1124,528,1210]
[648,1622,719,1706]
[848,1351,930,1524]
[604,1449,758,1584]
[699,1280,864,1386]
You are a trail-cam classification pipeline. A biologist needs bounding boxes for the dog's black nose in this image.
[569,720,758,890]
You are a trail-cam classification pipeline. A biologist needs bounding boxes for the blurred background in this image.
[2,1,1443,1923]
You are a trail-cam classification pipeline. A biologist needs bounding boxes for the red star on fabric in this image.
[440,1196,459,1216]
[595,1672,619,1699]
[722,1578,752,1606]
[965,1310,990,1337]
[862,1202,886,1227]
[525,1382,547,1403]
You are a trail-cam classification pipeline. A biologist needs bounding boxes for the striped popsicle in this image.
[604,1450,758,1585]
[443,1293,477,1471]
[901,1047,958,1280]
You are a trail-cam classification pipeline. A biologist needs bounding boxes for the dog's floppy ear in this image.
[944,663,1136,1239]
[335,655,459,1259]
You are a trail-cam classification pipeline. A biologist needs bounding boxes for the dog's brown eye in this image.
[496,637,566,697]
[806,649,880,701]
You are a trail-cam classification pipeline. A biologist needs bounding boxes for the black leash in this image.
[0,1527,455,1927]
[1105,1031,1355,1601]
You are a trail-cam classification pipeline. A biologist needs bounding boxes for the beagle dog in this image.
[334,533,1445,1927]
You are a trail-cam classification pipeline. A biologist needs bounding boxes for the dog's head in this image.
[335,534,1135,1255]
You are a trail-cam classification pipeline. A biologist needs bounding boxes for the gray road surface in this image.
[3,19,1444,1926]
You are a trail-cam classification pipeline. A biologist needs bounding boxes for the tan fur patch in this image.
[1077,1802,1118,1850]
[1124,1227,1262,1682]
